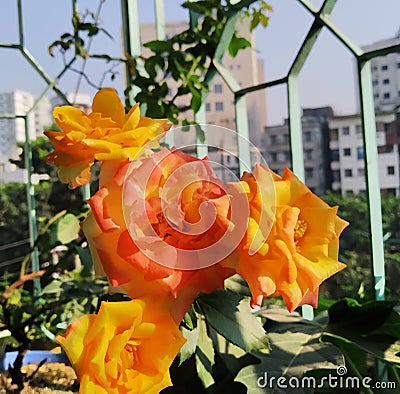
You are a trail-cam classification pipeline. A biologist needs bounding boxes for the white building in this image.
[0,90,52,176]
[329,112,399,196]
[50,92,92,113]
[361,32,400,112]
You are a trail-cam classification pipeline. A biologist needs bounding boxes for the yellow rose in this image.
[57,298,185,393]
[44,88,171,188]
[226,165,348,312]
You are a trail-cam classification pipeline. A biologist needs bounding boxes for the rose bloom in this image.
[226,165,348,312]
[44,88,170,189]
[57,298,185,393]
[82,148,245,322]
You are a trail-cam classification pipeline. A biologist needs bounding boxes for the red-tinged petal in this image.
[88,188,120,232]
[57,158,93,189]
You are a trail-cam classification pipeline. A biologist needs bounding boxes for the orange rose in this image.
[82,149,246,321]
[227,165,348,312]
[57,298,185,394]
[44,88,171,189]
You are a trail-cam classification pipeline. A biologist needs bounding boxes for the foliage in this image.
[164,297,400,393]
[0,208,108,390]
[0,137,89,277]
[10,137,86,213]
[321,192,400,301]
[48,0,272,141]
[129,0,271,137]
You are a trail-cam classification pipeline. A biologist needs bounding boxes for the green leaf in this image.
[195,317,215,388]
[327,298,399,337]
[321,333,368,374]
[224,275,251,297]
[144,40,173,53]
[73,245,93,271]
[324,298,400,364]
[228,34,251,57]
[250,12,260,31]
[235,308,343,394]
[189,83,202,113]
[195,124,206,144]
[56,213,80,244]
[197,290,270,353]
[7,289,21,306]
[181,1,209,14]
[180,325,199,365]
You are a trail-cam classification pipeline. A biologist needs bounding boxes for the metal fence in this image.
[1,0,399,312]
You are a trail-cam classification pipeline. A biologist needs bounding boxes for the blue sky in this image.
[0,0,399,125]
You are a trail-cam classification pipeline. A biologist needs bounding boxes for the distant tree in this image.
[320,192,400,301]
[1,137,87,275]
[10,136,85,214]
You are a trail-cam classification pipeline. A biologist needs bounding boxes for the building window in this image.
[305,167,314,178]
[284,151,291,161]
[383,188,396,196]
[344,169,353,177]
[398,62,400,69]
[374,93,379,99]
[270,135,277,144]
[205,102,211,112]
[356,125,362,134]
[331,149,339,161]
[226,155,231,164]
[270,152,277,162]
[214,84,223,94]
[358,168,365,177]
[381,64,388,71]
[383,78,390,85]
[332,170,340,182]
[373,79,378,86]
[304,131,312,142]
[343,148,351,156]
[330,128,338,141]
[387,166,395,175]
[356,146,364,160]
[215,102,224,111]
[304,149,313,160]
[282,134,289,144]
[383,92,391,99]
[342,127,350,135]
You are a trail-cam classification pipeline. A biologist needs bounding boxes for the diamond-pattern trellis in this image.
[1,0,400,309]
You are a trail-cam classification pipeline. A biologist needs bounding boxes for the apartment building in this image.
[50,92,92,113]
[329,112,400,196]
[0,90,51,176]
[361,32,400,112]
[262,107,333,195]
